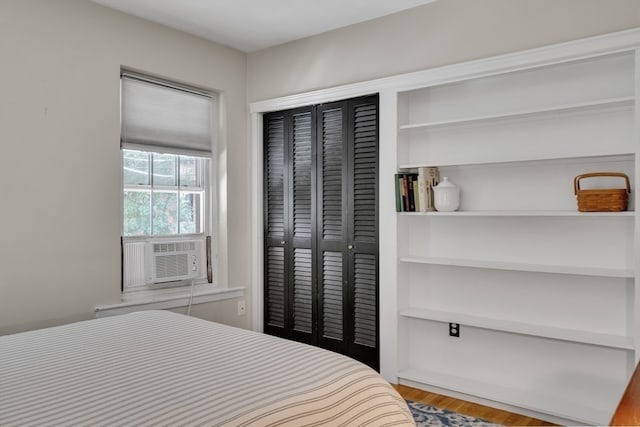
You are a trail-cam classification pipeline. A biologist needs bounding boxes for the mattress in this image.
[0,310,414,426]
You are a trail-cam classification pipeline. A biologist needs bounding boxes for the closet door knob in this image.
[347,244,354,250]
[280,240,287,245]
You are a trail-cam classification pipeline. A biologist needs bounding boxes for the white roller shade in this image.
[121,73,213,157]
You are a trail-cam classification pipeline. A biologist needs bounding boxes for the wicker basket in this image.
[573,172,630,212]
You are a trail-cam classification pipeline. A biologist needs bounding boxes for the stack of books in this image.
[395,167,439,212]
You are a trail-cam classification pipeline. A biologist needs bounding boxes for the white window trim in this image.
[95,285,244,318]
[121,152,215,292]
[116,70,225,310]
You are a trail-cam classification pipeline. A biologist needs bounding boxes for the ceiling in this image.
[90,0,437,52]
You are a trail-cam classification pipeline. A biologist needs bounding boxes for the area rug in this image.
[407,400,502,427]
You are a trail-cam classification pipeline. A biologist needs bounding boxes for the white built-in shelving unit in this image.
[250,27,640,427]
[391,35,640,426]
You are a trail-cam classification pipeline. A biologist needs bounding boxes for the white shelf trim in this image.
[400,307,634,349]
[400,257,635,279]
[399,256,634,278]
[398,96,634,130]
[397,368,613,425]
[398,152,635,169]
[398,210,635,218]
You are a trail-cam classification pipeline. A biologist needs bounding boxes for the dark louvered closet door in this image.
[289,108,315,344]
[263,107,315,343]
[264,112,288,337]
[316,96,379,369]
[316,103,348,355]
[264,95,378,370]
[346,96,379,369]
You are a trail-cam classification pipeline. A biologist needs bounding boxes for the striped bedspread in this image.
[0,310,414,426]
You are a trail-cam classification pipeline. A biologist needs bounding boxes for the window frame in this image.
[119,70,217,292]
[122,149,209,238]
[120,151,213,292]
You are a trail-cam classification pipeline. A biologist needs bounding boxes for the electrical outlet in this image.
[237,300,246,316]
[449,323,460,337]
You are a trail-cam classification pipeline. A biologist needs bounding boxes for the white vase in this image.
[433,177,460,212]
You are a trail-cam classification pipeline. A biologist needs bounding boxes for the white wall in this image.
[0,0,249,334]
[2,0,640,336]
[247,0,640,102]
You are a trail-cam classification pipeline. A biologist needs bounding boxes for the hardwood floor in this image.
[394,384,557,426]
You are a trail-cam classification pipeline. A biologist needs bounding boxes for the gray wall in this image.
[0,0,249,334]
[247,0,640,102]
[2,0,640,335]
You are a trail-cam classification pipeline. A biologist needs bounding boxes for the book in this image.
[407,174,416,211]
[394,174,403,212]
[418,167,439,212]
[395,173,421,212]
[417,169,427,212]
[401,174,410,211]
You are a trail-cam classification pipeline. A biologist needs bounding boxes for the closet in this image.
[263,95,379,369]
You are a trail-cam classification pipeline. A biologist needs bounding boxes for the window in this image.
[120,71,215,290]
[123,150,205,236]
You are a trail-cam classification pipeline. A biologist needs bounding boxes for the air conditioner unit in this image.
[145,240,204,284]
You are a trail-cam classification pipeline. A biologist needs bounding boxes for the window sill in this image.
[94,285,245,318]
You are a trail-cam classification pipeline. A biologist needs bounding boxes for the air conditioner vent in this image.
[123,239,205,288]
[155,253,189,279]
[148,240,202,283]
[153,242,196,253]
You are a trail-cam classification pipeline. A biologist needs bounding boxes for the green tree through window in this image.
[123,150,205,236]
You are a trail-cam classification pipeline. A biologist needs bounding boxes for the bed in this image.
[0,310,414,426]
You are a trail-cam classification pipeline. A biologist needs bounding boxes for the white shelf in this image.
[398,152,634,169]
[398,96,634,131]
[398,210,635,218]
[397,367,613,425]
[399,256,634,278]
[391,40,637,425]
[400,307,634,349]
